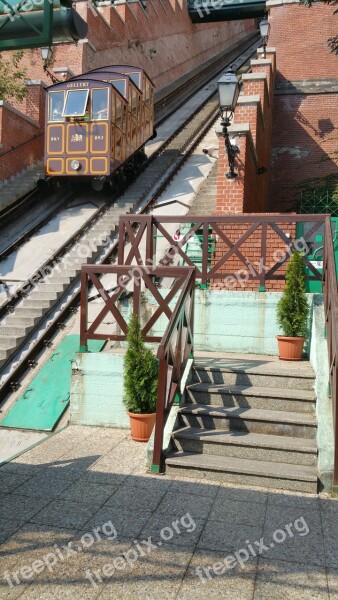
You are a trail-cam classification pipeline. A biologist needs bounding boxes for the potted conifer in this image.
[123,313,158,441]
[276,250,309,361]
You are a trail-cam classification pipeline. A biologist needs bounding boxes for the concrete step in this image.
[172,427,317,466]
[36,281,70,292]
[179,404,317,439]
[165,452,318,493]
[186,383,316,413]
[14,306,50,318]
[4,315,40,327]
[192,360,315,391]
[0,324,31,337]
[0,335,25,349]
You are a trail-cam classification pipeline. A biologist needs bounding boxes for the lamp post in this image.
[259,18,270,59]
[41,47,61,84]
[217,68,240,180]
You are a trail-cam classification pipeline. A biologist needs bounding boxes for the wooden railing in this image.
[323,219,338,491]
[79,264,195,471]
[81,214,338,487]
[152,268,195,471]
[118,214,328,289]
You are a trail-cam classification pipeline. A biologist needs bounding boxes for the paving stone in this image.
[262,505,325,567]
[327,569,338,599]
[267,490,320,510]
[169,478,219,498]
[98,545,191,600]
[104,484,166,513]
[158,491,215,520]
[0,472,33,494]
[179,548,257,600]
[209,496,265,526]
[0,520,22,544]
[30,500,98,530]
[18,538,132,600]
[140,512,206,549]
[84,507,152,541]
[253,558,329,599]
[61,481,118,508]
[13,471,76,500]
[198,520,263,553]
[218,483,268,505]
[0,495,51,526]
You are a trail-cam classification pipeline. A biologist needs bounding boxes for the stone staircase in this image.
[0,161,45,212]
[166,353,318,493]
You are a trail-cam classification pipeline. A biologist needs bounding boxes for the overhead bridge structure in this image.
[187,0,266,22]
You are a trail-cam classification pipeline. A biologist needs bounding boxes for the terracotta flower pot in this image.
[277,335,306,361]
[127,411,156,442]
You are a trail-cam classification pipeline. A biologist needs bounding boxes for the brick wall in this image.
[210,218,296,291]
[0,102,43,180]
[268,0,338,211]
[215,49,276,215]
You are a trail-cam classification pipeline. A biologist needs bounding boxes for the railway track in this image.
[0,37,260,401]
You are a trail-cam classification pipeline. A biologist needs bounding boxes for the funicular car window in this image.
[116,97,122,129]
[128,72,141,89]
[49,91,65,122]
[63,90,89,117]
[111,79,126,98]
[92,88,109,120]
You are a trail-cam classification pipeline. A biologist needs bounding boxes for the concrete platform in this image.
[0,425,336,599]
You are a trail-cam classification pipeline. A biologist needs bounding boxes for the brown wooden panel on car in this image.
[46,158,64,175]
[90,157,109,175]
[66,123,89,154]
[47,125,64,155]
[90,123,109,153]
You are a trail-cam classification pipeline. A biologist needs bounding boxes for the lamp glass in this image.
[41,47,52,62]
[217,72,240,113]
[259,19,270,38]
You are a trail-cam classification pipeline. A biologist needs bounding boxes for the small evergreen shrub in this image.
[123,313,158,414]
[277,251,309,337]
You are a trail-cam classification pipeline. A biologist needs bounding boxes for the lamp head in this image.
[217,68,240,118]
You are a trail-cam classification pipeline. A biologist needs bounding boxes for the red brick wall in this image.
[270,93,338,211]
[269,3,338,82]
[210,219,297,291]
[268,1,338,211]
[0,104,43,180]
[216,50,276,215]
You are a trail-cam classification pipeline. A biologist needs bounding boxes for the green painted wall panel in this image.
[70,352,129,428]
[1,335,104,431]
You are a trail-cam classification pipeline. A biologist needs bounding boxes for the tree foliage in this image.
[277,251,309,337]
[299,0,338,55]
[0,51,27,102]
[123,313,158,414]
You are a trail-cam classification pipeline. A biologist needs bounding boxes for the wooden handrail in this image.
[323,217,338,490]
[152,269,195,471]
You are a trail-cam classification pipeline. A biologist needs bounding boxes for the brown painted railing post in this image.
[151,356,167,472]
[334,360,338,491]
[259,221,267,291]
[79,269,88,352]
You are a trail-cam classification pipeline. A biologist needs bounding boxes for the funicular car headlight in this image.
[71,160,81,171]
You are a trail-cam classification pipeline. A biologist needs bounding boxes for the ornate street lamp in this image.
[41,47,61,84]
[259,18,270,59]
[217,68,240,179]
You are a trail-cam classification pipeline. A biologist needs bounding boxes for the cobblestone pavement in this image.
[0,426,337,599]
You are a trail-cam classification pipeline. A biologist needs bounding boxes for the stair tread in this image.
[166,451,318,482]
[193,354,315,379]
[180,404,317,426]
[188,383,316,401]
[172,427,317,453]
